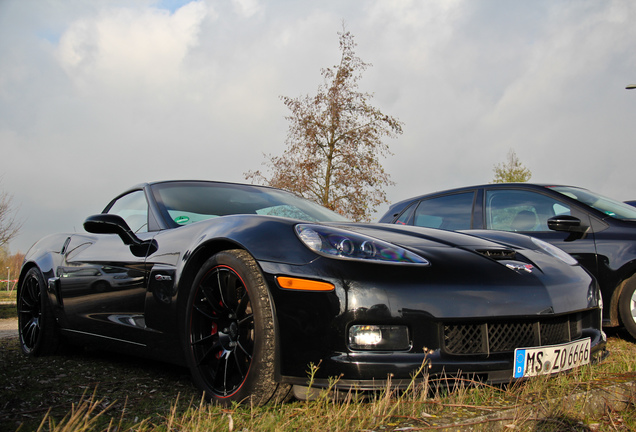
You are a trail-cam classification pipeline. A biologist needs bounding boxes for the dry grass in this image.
[1,325,635,431]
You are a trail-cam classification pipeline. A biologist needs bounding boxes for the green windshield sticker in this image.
[174,215,190,224]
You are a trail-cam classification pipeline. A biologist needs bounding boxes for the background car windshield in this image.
[151,182,348,226]
[550,186,636,220]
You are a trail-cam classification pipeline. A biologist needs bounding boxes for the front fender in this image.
[20,234,73,284]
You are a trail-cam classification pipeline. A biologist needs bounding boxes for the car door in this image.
[57,189,155,343]
[481,187,599,279]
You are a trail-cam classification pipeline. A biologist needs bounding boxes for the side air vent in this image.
[475,249,517,260]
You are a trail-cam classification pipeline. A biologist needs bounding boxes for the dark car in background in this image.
[380,183,636,339]
[18,181,605,405]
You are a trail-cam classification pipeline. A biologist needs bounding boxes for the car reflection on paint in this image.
[58,265,144,293]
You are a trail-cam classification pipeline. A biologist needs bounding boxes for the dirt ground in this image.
[0,318,18,339]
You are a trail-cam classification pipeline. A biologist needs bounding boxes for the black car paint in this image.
[20,181,605,396]
[379,183,636,330]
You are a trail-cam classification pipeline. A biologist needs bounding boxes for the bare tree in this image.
[0,183,22,248]
[246,27,403,222]
[492,149,532,183]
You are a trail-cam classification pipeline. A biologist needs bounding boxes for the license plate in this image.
[513,338,591,378]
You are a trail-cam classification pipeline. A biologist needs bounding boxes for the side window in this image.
[395,202,417,225]
[106,190,149,233]
[412,192,474,230]
[485,189,571,232]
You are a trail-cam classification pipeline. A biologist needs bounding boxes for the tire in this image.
[17,267,60,356]
[619,280,636,339]
[184,250,291,405]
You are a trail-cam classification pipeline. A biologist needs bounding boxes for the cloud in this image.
[231,0,262,18]
[1,0,636,253]
[56,1,207,93]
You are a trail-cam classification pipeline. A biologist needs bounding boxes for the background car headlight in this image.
[296,224,430,265]
[531,237,578,266]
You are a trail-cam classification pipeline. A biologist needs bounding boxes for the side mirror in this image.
[547,215,586,233]
[84,214,142,246]
[84,214,157,257]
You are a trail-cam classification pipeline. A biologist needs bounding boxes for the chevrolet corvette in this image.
[18,180,606,405]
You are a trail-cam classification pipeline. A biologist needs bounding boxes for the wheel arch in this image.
[18,262,38,288]
[177,239,247,307]
[611,272,636,327]
[17,259,55,302]
[176,239,285,382]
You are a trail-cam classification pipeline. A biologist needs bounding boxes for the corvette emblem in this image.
[155,274,172,281]
[506,263,534,273]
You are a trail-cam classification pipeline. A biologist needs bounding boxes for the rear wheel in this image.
[17,267,60,356]
[619,281,636,339]
[184,250,291,405]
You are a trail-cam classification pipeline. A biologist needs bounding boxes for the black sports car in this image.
[379,183,636,340]
[18,181,606,405]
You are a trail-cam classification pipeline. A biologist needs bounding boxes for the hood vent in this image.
[475,249,517,260]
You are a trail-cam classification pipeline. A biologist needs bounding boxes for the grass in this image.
[0,289,17,302]
[1,328,635,431]
[0,303,16,319]
[1,299,635,430]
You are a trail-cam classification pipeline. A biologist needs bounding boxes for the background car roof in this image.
[391,183,582,206]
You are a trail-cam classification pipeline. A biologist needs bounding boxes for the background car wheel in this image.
[619,280,636,339]
[17,267,60,356]
[185,250,291,405]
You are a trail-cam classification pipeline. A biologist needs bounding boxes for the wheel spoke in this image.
[235,291,249,317]
[24,318,39,348]
[216,270,230,309]
[193,301,220,321]
[238,314,253,326]
[236,340,252,359]
[191,333,214,347]
[200,283,225,315]
[217,269,242,311]
[231,350,246,380]
[196,341,223,367]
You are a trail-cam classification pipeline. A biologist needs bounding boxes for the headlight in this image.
[349,325,411,351]
[296,224,430,265]
[531,237,578,266]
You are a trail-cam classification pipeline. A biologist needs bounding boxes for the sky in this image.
[1,0,635,254]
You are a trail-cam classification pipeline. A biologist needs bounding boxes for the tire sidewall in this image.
[619,281,636,339]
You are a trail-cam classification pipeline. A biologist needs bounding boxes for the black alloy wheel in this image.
[17,267,59,356]
[185,250,290,405]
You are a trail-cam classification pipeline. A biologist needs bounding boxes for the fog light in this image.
[348,325,410,351]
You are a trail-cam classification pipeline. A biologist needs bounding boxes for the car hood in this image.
[330,222,523,252]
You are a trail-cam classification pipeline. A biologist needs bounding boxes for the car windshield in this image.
[550,186,636,220]
[151,181,348,226]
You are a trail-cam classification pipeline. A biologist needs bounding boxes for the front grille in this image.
[443,314,583,355]
[475,249,517,260]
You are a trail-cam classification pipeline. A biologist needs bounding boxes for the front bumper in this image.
[283,327,607,390]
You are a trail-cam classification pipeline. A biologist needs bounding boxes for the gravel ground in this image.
[0,318,17,339]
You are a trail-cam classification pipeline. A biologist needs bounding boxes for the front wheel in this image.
[619,280,636,339]
[17,267,60,356]
[184,250,291,405]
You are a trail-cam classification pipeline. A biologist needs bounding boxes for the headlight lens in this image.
[296,224,430,265]
[531,237,578,266]
[349,325,411,351]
